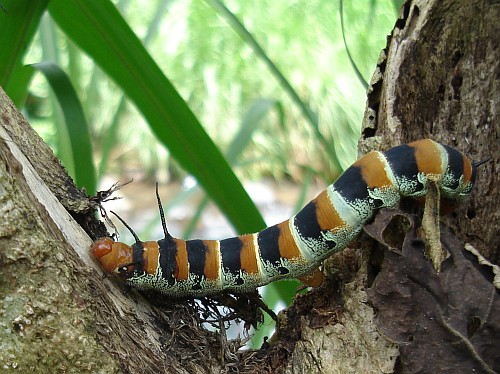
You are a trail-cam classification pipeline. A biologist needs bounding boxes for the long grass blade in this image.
[4,65,33,107]
[31,62,96,194]
[48,0,265,233]
[0,0,48,99]
[339,0,369,90]
[205,0,342,173]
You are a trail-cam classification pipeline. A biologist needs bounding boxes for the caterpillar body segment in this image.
[91,139,477,297]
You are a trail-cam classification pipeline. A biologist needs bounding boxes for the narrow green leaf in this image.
[339,0,369,90]
[4,64,33,106]
[48,0,265,233]
[31,62,96,194]
[183,98,278,238]
[38,14,77,173]
[0,0,49,89]
[98,0,175,180]
[226,99,277,162]
[205,0,342,173]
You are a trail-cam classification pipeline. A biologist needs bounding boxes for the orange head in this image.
[91,237,135,275]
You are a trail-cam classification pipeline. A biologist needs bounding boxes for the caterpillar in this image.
[91,139,478,297]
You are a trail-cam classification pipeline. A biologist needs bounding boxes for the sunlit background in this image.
[13,0,403,347]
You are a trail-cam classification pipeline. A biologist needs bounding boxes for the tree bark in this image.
[0,0,498,373]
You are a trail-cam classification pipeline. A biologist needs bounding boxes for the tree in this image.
[0,0,498,373]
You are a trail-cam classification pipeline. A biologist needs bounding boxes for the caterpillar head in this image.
[91,237,135,276]
[91,186,171,281]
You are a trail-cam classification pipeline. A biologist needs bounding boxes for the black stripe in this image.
[293,201,323,243]
[257,224,289,275]
[157,236,178,286]
[293,201,338,251]
[383,144,423,192]
[442,144,464,189]
[186,240,207,278]
[257,225,281,265]
[220,237,243,275]
[333,165,370,202]
[131,242,145,275]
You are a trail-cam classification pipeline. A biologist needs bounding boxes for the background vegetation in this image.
[0,0,403,347]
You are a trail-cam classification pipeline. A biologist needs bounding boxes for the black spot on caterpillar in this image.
[91,139,478,296]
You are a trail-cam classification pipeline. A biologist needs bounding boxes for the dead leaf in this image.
[365,210,499,373]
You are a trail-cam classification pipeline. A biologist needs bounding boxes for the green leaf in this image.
[183,98,279,238]
[31,62,96,194]
[0,0,49,98]
[339,0,369,90]
[206,0,342,173]
[4,64,34,107]
[48,0,265,233]
[226,99,278,162]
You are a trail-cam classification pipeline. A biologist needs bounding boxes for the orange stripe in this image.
[238,235,259,274]
[353,151,393,189]
[174,239,189,280]
[462,156,473,185]
[314,189,346,231]
[202,240,220,280]
[409,139,442,175]
[142,241,160,275]
[277,221,302,260]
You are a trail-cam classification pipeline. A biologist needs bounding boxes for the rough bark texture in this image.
[0,0,498,373]
[0,96,118,372]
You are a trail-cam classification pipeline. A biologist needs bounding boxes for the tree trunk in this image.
[0,0,498,373]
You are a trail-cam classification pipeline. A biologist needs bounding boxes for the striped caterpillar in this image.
[91,139,478,297]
